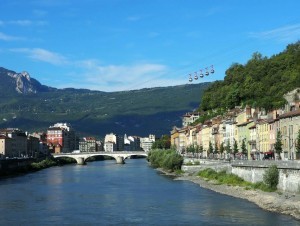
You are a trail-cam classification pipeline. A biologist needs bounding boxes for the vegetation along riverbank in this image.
[148,149,300,220]
[0,157,76,177]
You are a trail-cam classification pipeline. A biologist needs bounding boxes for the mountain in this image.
[0,67,211,137]
[0,67,55,96]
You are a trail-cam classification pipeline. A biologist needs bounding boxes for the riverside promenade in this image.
[182,158,300,193]
[180,158,300,220]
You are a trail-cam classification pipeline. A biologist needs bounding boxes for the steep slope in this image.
[0,67,55,96]
[200,41,300,111]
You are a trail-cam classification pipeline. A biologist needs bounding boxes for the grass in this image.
[174,169,184,175]
[184,160,200,166]
[197,168,276,192]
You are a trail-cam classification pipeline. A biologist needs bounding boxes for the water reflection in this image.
[0,159,298,225]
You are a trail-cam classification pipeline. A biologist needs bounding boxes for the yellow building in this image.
[170,127,180,150]
[201,123,212,157]
[256,119,270,154]
[236,121,254,157]
[279,109,300,160]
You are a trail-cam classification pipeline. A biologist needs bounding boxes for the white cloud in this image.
[127,16,141,22]
[0,19,46,26]
[249,24,300,42]
[75,60,171,91]
[0,32,23,41]
[9,20,32,26]
[10,48,68,65]
[8,47,184,91]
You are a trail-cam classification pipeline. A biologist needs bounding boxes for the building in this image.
[79,137,98,152]
[0,128,27,157]
[140,134,155,152]
[170,127,180,152]
[279,109,300,160]
[47,123,77,153]
[182,112,200,127]
[0,135,12,158]
[27,135,40,158]
[30,132,49,156]
[124,134,141,151]
[104,141,116,152]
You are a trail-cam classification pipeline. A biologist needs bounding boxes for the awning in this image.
[251,149,258,153]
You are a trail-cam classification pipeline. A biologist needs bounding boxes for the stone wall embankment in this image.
[231,160,300,193]
[182,159,300,193]
[182,158,231,174]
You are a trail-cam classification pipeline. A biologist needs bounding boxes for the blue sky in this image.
[1,0,300,92]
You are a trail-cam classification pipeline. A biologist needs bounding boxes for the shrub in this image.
[194,161,200,165]
[263,165,279,190]
[148,149,183,172]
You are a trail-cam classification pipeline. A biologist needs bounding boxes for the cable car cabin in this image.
[210,65,215,74]
[189,74,193,82]
[205,70,209,76]
[194,72,198,80]
[199,70,204,78]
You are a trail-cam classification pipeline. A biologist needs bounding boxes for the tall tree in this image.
[199,145,204,158]
[220,142,225,158]
[225,139,231,158]
[241,139,247,158]
[296,129,300,159]
[233,139,239,158]
[208,141,213,158]
[274,130,283,160]
[214,142,218,154]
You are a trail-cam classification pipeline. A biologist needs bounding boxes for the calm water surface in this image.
[0,159,299,226]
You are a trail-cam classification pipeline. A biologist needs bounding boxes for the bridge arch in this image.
[52,152,148,165]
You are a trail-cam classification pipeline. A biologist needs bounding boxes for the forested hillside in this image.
[200,41,300,112]
[0,70,210,137]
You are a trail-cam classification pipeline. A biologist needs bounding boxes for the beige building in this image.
[182,112,200,127]
[0,128,27,157]
[279,109,300,160]
[201,123,211,157]
[0,135,12,158]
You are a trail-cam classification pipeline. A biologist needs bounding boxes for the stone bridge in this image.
[52,151,148,165]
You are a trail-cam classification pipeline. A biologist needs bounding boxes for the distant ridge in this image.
[0,66,211,137]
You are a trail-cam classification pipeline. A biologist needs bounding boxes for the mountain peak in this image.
[0,67,54,95]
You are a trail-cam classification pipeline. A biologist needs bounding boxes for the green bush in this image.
[251,181,274,192]
[30,158,57,171]
[198,169,250,186]
[197,167,279,192]
[148,149,183,172]
[263,165,279,190]
[194,161,200,165]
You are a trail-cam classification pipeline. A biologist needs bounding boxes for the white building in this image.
[104,141,116,152]
[140,134,155,152]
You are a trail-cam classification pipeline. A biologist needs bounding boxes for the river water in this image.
[0,159,299,226]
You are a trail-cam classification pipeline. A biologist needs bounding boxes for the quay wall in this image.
[182,159,300,193]
[0,158,34,176]
[231,160,300,193]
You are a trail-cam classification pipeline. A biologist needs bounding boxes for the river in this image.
[0,158,299,225]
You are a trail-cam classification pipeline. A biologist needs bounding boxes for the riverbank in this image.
[174,172,300,220]
[0,157,76,177]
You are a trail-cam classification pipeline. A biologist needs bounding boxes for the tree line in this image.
[199,41,300,113]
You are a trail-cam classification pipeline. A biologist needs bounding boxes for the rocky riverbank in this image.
[175,173,300,220]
